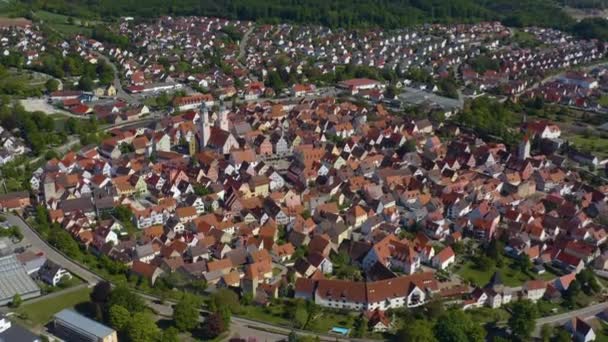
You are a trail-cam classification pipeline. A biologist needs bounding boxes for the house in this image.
[431,246,455,270]
[0,191,30,211]
[131,260,164,285]
[298,272,437,311]
[338,78,383,95]
[523,279,546,302]
[366,309,393,332]
[39,260,72,286]
[565,317,596,342]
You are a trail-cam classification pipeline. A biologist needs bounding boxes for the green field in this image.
[34,10,96,36]
[456,260,557,287]
[564,133,608,159]
[16,286,92,328]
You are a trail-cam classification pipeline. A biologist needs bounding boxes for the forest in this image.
[16,0,579,30]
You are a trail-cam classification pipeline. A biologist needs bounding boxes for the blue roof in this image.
[53,309,115,338]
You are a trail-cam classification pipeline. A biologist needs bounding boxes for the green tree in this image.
[109,304,131,331]
[398,319,437,342]
[576,268,600,294]
[516,255,532,273]
[540,324,553,342]
[173,294,201,332]
[352,315,368,338]
[552,328,572,342]
[126,312,159,342]
[160,327,180,342]
[45,79,60,92]
[78,76,94,91]
[10,293,21,308]
[294,301,309,329]
[108,286,145,313]
[508,300,538,341]
[433,310,485,342]
[209,288,240,313]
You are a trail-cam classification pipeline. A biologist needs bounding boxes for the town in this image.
[1,4,608,342]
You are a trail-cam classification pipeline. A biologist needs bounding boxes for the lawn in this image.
[34,10,97,36]
[239,302,292,326]
[307,309,357,334]
[16,286,92,328]
[456,259,558,287]
[564,133,608,158]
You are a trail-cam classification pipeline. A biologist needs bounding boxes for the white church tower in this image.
[200,103,211,150]
[218,103,229,131]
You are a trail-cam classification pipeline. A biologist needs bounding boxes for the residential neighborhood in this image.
[3,3,608,342]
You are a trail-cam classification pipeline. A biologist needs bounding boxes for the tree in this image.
[474,255,494,272]
[564,279,582,308]
[508,300,538,341]
[108,286,145,313]
[209,289,240,313]
[398,319,437,342]
[91,281,112,304]
[126,312,159,342]
[202,313,225,339]
[78,76,94,91]
[516,255,532,273]
[109,305,131,331]
[114,205,134,223]
[552,328,572,342]
[10,293,21,308]
[45,79,60,92]
[433,310,485,342]
[294,300,309,329]
[540,324,553,342]
[352,315,368,338]
[160,327,180,342]
[173,294,201,332]
[576,268,600,294]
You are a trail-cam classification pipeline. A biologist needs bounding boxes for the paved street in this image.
[534,301,608,335]
[94,52,137,104]
[5,214,102,285]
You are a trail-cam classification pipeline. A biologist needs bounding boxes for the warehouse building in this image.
[0,254,40,306]
[53,309,118,342]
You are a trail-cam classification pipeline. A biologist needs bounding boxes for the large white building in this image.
[295,272,438,311]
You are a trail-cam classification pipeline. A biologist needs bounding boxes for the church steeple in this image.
[200,103,211,150]
[218,102,229,131]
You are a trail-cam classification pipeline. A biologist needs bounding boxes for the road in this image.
[5,214,102,285]
[94,52,137,104]
[533,301,608,335]
[237,26,255,69]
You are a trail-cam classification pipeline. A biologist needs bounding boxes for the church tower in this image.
[518,136,531,160]
[199,103,211,150]
[218,102,229,131]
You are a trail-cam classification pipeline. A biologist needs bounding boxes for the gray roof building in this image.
[0,314,40,342]
[53,309,117,342]
[0,254,40,305]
